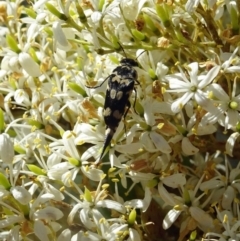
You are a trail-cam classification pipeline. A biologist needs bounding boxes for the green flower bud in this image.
[230,2,239,33]
[148,68,157,79]
[6,34,21,53]
[229,101,238,110]
[98,0,105,11]
[110,36,121,50]
[183,189,191,206]
[131,29,146,41]
[156,4,171,27]
[27,119,43,129]
[75,2,87,22]
[0,173,11,190]
[236,122,240,132]
[27,164,46,175]
[68,157,81,167]
[45,3,68,21]
[84,187,92,202]
[14,144,26,154]
[24,7,37,19]
[190,230,197,240]
[68,82,87,97]
[143,13,157,32]
[128,209,136,226]
[147,178,158,188]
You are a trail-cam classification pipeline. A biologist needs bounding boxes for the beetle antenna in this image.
[136,49,147,61]
[117,42,128,58]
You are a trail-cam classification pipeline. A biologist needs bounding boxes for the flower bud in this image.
[156,4,171,27]
[68,82,87,97]
[128,209,136,226]
[6,34,20,53]
[84,187,92,202]
[131,29,146,41]
[45,3,68,21]
[0,173,11,189]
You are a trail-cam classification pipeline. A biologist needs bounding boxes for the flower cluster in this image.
[0,0,240,240]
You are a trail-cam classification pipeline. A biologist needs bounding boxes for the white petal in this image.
[189,206,214,230]
[163,209,181,230]
[208,83,229,101]
[44,183,64,201]
[226,66,240,73]
[198,65,220,88]
[115,142,142,154]
[182,137,199,155]
[188,62,199,85]
[200,179,224,191]
[142,187,152,212]
[96,200,126,213]
[14,89,30,105]
[10,186,31,205]
[27,23,40,42]
[57,229,71,241]
[185,0,200,12]
[18,52,41,77]
[225,132,240,157]
[171,92,194,113]
[195,90,219,114]
[81,166,103,182]
[129,228,141,241]
[62,131,79,160]
[53,22,70,49]
[227,109,239,128]
[162,174,186,188]
[150,132,171,153]
[91,11,102,24]
[230,168,240,182]
[222,186,234,210]
[0,133,14,164]
[80,208,95,229]
[34,207,63,220]
[34,220,49,241]
[140,132,156,152]
[120,0,147,21]
[168,78,190,89]
[196,123,217,135]
[158,183,176,206]
[0,216,23,228]
[125,199,144,209]
[67,203,82,225]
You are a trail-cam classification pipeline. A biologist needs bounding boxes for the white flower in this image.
[14,89,31,106]
[159,174,214,234]
[200,155,240,210]
[206,80,240,130]
[67,180,125,230]
[166,62,220,113]
[128,99,172,154]
[206,209,240,241]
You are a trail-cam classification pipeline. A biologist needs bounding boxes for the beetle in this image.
[87,53,140,164]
